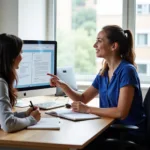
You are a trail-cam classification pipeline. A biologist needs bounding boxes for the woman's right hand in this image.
[30,109,41,122]
[47,73,65,88]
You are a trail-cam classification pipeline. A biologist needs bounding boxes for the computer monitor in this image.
[55,66,78,96]
[16,40,57,98]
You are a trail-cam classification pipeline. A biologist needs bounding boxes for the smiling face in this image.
[93,30,114,59]
[13,50,23,69]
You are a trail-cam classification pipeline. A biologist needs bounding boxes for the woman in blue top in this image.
[48,25,145,128]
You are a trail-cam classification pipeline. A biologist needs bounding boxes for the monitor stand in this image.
[15,88,56,107]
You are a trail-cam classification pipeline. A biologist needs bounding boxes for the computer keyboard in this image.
[15,99,30,107]
[35,101,65,110]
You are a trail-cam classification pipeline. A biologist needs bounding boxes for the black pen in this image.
[65,103,71,109]
[30,101,36,110]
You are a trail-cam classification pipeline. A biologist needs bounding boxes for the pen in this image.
[65,103,71,109]
[30,101,36,110]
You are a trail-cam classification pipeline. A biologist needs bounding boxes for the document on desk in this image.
[45,109,100,121]
[27,118,60,130]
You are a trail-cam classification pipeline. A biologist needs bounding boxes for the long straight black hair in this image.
[0,33,23,106]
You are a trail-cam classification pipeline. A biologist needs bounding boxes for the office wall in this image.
[18,0,47,40]
[0,0,18,35]
[0,0,48,40]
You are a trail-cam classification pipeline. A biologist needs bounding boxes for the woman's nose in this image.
[93,43,96,48]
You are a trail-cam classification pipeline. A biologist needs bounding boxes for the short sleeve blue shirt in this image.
[92,60,145,125]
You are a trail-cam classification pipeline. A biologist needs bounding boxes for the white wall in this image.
[0,0,18,35]
[0,0,49,40]
[18,0,47,40]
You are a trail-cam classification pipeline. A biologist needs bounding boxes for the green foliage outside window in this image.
[57,1,97,75]
[57,28,96,74]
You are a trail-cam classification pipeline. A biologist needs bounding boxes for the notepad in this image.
[27,118,60,130]
[45,109,100,121]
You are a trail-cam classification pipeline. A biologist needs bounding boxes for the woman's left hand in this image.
[71,101,90,113]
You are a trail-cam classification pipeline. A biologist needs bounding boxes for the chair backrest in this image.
[143,87,150,142]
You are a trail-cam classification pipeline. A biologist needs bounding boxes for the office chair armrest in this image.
[110,124,139,131]
[104,124,140,149]
[105,138,138,149]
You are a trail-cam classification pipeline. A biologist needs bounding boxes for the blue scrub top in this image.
[92,60,145,126]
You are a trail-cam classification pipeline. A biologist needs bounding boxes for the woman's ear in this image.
[111,42,119,51]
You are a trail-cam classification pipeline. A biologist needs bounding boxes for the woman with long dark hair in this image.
[0,33,41,133]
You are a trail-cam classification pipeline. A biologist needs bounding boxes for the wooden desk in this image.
[0,96,114,150]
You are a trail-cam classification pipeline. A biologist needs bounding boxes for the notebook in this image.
[27,118,60,130]
[45,109,100,121]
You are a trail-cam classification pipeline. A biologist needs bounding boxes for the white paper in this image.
[45,109,100,121]
[27,118,60,129]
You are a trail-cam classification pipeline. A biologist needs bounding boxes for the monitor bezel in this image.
[17,40,57,91]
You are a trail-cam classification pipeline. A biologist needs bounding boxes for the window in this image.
[137,33,148,46]
[94,0,97,5]
[138,4,142,9]
[137,64,147,74]
[137,4,142,14]
[136,0,150,84]
[136,3,150,14]
[56,0,123,81]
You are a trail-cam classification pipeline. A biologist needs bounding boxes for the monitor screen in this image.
[16,40,57,98]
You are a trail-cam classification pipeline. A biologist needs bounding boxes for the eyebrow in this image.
[97,38,103,40]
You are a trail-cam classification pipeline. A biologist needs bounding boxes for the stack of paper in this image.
[27,118,60,130]
[45,109,100,121]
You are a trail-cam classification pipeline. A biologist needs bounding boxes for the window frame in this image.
[137,63,148,75]
[49,0,150,89]
[52,0,136,82]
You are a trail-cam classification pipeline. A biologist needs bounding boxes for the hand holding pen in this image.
[25,101,41,122]
[26,101,38,116]
[30,101,36,110]
[65,103,72,109]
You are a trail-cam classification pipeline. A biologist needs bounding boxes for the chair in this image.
[143,87,150,148]
[104,87,150,150]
